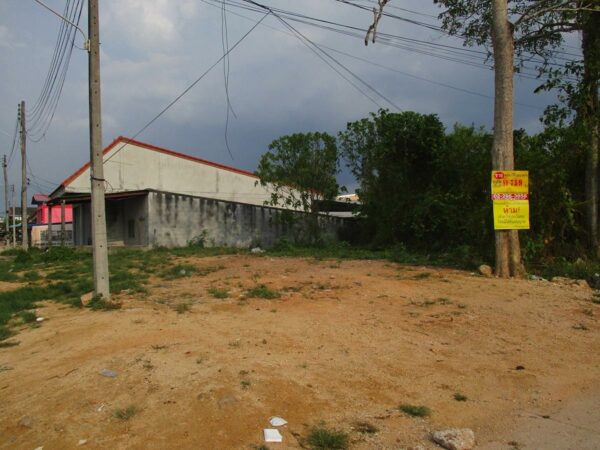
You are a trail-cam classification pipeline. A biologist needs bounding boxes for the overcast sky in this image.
[0,0,579,202]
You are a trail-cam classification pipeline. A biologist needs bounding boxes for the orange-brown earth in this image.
[1,255,599,449]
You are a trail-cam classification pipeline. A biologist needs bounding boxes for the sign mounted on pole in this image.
[491,171,530,230]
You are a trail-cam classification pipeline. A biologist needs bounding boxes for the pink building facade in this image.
[36,204,73,225]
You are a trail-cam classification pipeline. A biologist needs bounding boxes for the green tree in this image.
[435,0,600,259]
[339,110,446,245]
[256,132,340,241]
[368,1,598,271]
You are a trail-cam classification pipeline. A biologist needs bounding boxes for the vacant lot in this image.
[1,252,599,449]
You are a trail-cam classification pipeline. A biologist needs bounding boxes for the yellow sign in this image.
[491,171,530,230]
[493,200,530,230]
[491,170,529,195]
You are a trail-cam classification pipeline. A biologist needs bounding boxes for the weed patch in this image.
[23,271,41,282]
[160,264,198,279]
[306,425,349,450]
[208,287,229,299]
[245,284,280,299]
[399,404,431,417]
[353,421,378,434]
[18,310,37,324]
[175,303,191,314]
[453,392,468,402]
[113,405,138,421]
[88,295,121,311]
[413,272,432,280]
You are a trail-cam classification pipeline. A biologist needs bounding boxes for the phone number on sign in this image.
[491,193,529,200]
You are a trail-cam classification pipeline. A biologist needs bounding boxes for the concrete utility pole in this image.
[61,200,66,245]
[88,0,110,298]
[48,206,53,247]
[11,185,16,247]
[19,101,28,249]
[2,155,8,243]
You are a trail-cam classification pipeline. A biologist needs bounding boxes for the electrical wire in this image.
[211,0,579,82]
[101,11,271,168]
[26,0,84,141]
[6,117,20,168]
[221,0,236,160]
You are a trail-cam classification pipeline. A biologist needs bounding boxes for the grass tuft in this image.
[160,264,198,279]
[18,310,37,324]
[399,404,431,417]
[453,392,468,402]
[353,421,379,434]
[208,287,230,299]
[306,426,349,450]
[88,295,121,311]
[175,303,191,314]
[245,284,280,299]
[113,405,138,421]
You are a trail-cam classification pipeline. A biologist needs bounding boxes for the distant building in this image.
[336,193,360,203]
[30,194,74,247]
[49,137,345,248]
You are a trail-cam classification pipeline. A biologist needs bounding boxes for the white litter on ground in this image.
[269,416,288,427]
[264,428,283,443]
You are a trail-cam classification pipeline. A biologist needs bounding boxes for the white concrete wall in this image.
[65,141,278,207]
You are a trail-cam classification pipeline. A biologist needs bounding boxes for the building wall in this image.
[31,224,74,247]
[72,196,148,247]
[64,140,279,207]
[147,191,344,248]
[36,204,73,225]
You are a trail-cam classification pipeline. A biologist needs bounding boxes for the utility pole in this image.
[11,185,16,247]
[61,200,66,245]
[88,0,110,298]
[48,205,54,247]
[2,155,8,244]
[19,101,28,249]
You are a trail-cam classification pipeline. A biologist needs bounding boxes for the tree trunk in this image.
[491,0,524,277]
[581,8,600,258]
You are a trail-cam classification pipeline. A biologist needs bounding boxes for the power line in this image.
[332,0,582,60]
[213,0,579,82]
[221,0,236,160]
[27,0,84,141]
[6,117,20,168]
[201,0,543,111]
[102,11,271,167]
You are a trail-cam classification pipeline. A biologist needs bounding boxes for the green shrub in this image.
[245,284,280,299]
[208,287,230,299]
[306,426,349,450]
[399,404,431,417]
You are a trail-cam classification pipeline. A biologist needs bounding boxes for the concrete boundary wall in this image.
[146,190,347,248]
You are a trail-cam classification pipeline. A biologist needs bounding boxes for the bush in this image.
[306,426,349,450]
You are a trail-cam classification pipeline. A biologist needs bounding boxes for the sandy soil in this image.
[1,255,599,450]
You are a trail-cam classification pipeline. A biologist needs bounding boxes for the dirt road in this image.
[1,255,599,449]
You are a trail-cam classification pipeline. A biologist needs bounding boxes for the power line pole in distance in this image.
[11,184,16,247]
[20,101,28,249]
[2,155,8,244]
[88,0,110,299]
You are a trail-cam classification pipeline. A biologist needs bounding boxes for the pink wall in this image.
[36,204,73,224]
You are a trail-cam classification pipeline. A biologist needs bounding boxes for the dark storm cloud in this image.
[0,0,565,200]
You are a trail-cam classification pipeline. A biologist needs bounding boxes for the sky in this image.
[0,0,580,205]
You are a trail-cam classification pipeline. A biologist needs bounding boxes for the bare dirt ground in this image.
[1,254,599,450]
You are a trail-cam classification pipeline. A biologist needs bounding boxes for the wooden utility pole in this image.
[88,0,110,298]
[19,101,28,249]
[61,200,66,245]
[2,155,8,243]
